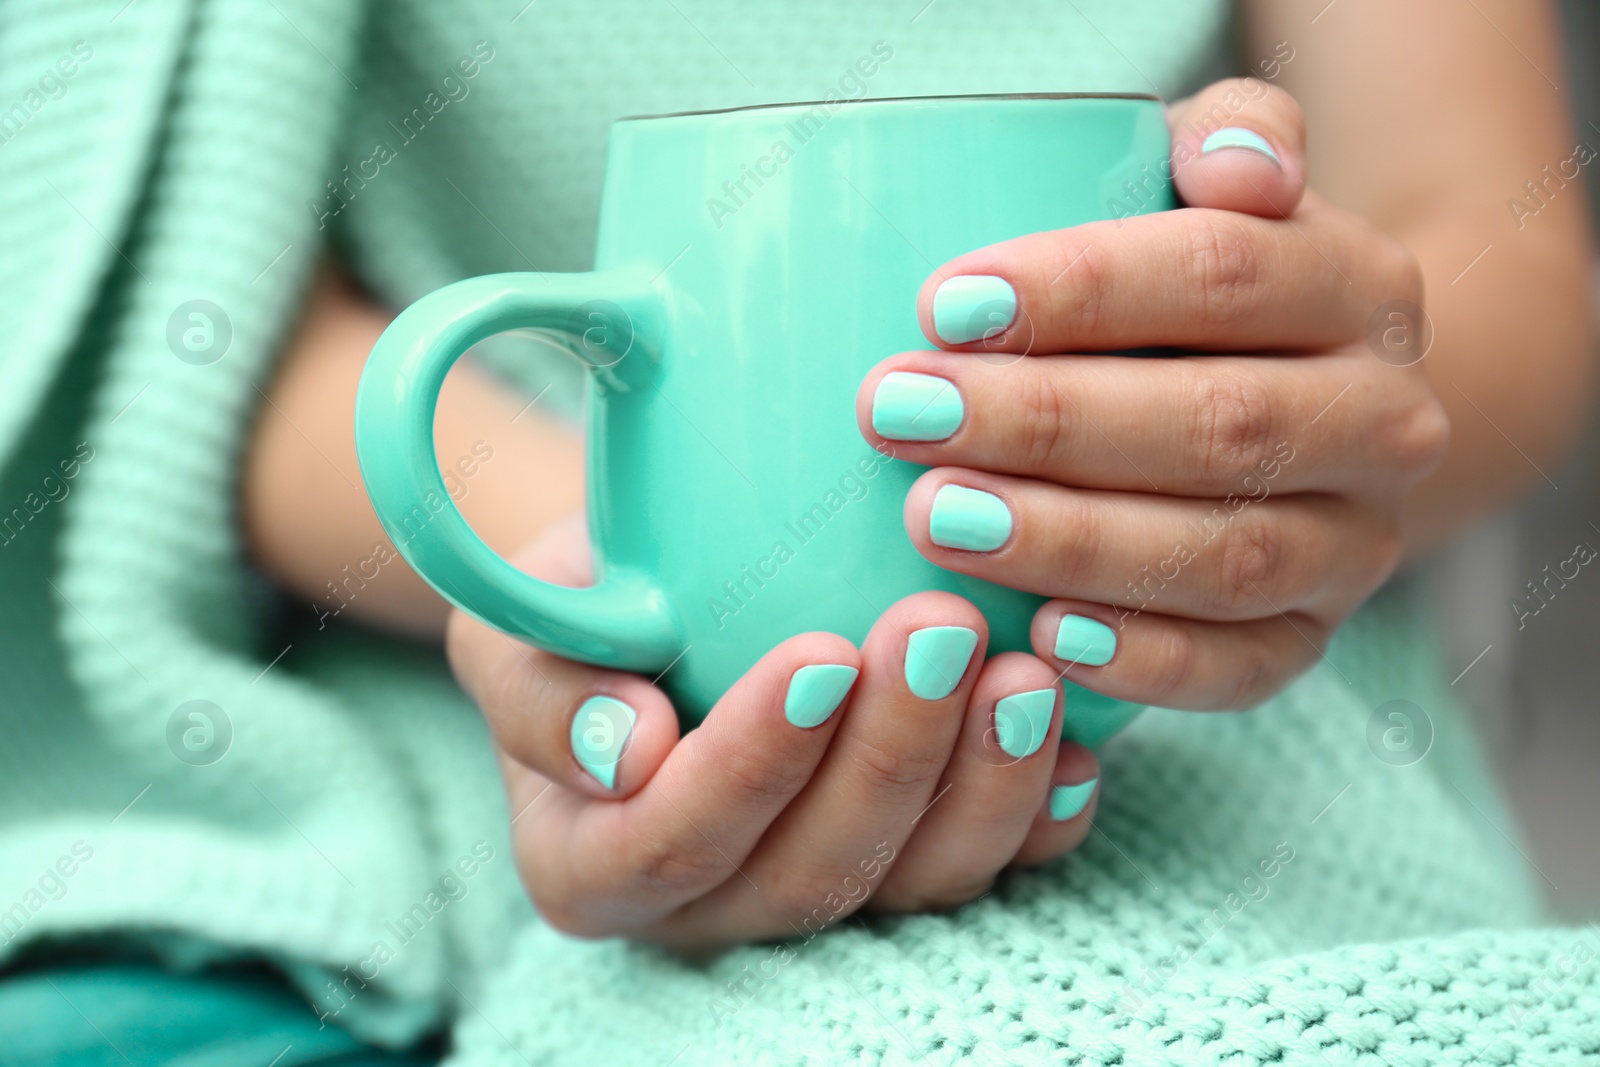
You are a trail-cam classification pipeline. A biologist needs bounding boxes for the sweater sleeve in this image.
[0,0,529,1049]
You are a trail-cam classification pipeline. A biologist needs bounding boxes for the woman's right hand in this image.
[446,512,1102,952]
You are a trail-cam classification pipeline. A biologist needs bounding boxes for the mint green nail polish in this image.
[785,664,858,728]
[872,372,963,442]
[1200,127,1280,165]
[1050,778,1098,821]
[933,275,1016,345]
[995,687,1056,759]
[1054,614,1116,667]
[571,695,636,789]
[904,625,978,700]
[929,484,1012,552]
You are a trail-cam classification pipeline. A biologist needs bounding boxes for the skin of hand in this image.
[447,516,1099,949]
[859,79,1443,712]
[442,76,1457,949]
[241,270,1105,949]
[851,0,1598,713]
[244,2,1594,950]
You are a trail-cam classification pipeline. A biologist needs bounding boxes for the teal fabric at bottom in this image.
[0,962,440,1067]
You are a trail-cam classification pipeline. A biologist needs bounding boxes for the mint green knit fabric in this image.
[1,0,1596,1064]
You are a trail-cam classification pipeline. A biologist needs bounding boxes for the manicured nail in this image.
[994,688,1057,759]
[1054,614,1116,667]
[1200,127,1280,165]
[872,372,964,442]
[1050,778,1098,821]
[904,625,979,700]
[932,275,1016,345]
[785,664,858,728]
[571,695,636,789]
[929,484,1012,552]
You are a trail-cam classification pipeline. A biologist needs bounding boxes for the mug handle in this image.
[354,270,682,671]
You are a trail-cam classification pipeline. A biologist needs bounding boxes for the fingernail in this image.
[872,372,964,442]
[1054,614,1116,667]
[1200,127,1280,165]
[994,687,1057,759]
[785,664,858,728]
[904,625,979,700]
[571,695,636,789]
[929,484,1012,552]
[932,275,1016,345]
[1050,778,1098,821]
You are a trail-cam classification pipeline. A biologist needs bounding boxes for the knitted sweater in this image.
[0,0,1594,1063]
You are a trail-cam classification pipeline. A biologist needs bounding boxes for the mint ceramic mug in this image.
[355,93,1173,747]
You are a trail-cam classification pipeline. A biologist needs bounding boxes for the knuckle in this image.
[1370,526,1406,588]
[1214,510,1285,614]
[1279,617,1329,685]
[530,895,603,939]
[1387,392,1452,480]
[446,614,562,747]
[1188,367,1279,486]
[1050,235,1113,340]
[1187,213,1260,328]
[443,607,473,668]
[846,736,950,799]
[1376,234,1425,303]
[444,609,497,705]
[1341,512,1407,601]
[477,654,524,725]
[764,876,850,924]
[715,748,813,809]
[1046,493,1105,594]
[1266,83,1306,137]
[468,640,544,743]
[625,826,729,898]
[1017,368,1071,470]
[522,867,606,939]
[1145,624,1200,706]
[1221,632,1283,709]
[874,874,995,915]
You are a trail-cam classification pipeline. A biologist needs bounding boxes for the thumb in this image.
[445,510,681,800]
[1167,77,1307,218]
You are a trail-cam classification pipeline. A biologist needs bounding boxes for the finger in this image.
[870,653,1065,912]
[915,199,1421,354]
[1027,599,1328,711]
[858,350,1450,497]
[900,470,1402,621]
[1167,78,1307,218]
[673,592,986,942]
[446,516,679,799]
[527,631,861,937]
[1012,743,1102,868]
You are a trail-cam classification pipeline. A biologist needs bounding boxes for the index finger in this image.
[443,519,681,799]
[917,200,1420,355]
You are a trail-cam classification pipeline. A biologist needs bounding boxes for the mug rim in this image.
[618,91,1163,123]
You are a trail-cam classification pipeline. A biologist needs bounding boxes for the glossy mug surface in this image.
[355,93,1174,747]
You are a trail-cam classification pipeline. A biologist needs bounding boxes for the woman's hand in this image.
[446,513,1101,951]
[857,79,1450,711]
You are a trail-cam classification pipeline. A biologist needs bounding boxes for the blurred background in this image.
[1442,0,1600,923]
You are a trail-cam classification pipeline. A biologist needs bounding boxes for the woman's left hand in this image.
[856,79,1450,711]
